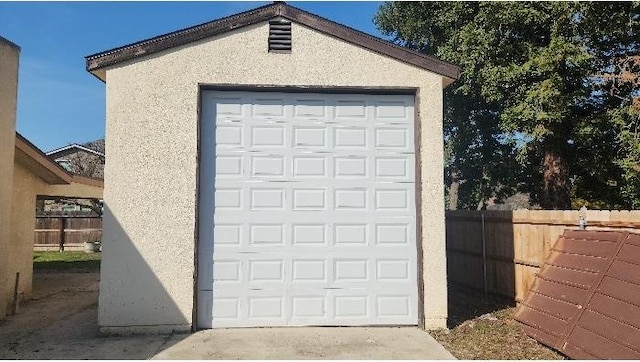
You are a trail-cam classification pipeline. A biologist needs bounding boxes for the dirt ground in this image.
[429,284,566,360]
[0,271,455,360]
[0,272,179,359]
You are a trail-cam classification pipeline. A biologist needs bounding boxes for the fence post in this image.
[11,272,20,314]
[579,206,587,230]
[58,217,66,252]
[482,211,488,298]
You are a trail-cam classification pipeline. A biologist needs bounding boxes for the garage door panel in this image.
[202,254,418,293]
[290,295,327,320]
[208,221,417,249]
[199,91,417,328]
[216,124,244,146]
[376,295,413,319]
[212,97,245,116]
[292,127,328,148]
[250,98,286,118]
[202,291,419,328]
[213,156,415,182]
[293,156,328,177]
[211,210,417,221]
[210,248,415,259]
[375,127,411,149]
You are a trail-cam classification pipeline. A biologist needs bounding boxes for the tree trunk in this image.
[541,145,571,209]
[448,167,460,210]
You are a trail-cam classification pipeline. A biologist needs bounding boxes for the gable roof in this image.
[46,144,105,159]
[15,133,104,187]
[85,2,460,82]
[0,35,20,51]
[16,133,72,184]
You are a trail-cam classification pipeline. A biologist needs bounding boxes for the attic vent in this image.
[269,20,292,53]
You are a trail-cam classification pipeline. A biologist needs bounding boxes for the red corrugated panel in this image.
[537,265,598,289]
[515,230,640,359]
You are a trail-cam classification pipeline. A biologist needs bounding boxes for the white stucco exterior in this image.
[99,19,449,333]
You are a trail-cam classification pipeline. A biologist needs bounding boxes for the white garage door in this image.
[197,90,417,328]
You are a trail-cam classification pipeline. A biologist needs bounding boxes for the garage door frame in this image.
[192,84,424,331]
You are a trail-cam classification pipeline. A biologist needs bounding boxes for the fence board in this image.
[445,210,640,302]
[34,216,102,249]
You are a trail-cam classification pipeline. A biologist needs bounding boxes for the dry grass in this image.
[429,285,566,360]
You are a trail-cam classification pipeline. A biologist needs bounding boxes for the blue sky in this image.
[0,1,385,151]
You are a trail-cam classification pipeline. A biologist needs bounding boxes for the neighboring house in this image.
[86,2,459,334]
[0,36,104,321]
[38,198,98,215]
[46,142,105,179]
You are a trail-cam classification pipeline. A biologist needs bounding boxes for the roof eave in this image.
[0,35,21,51]
[46,144,105,158]
[85,2,460,82]
[15,133,73,185]
[85,2,281,78]
[71,175,104,188]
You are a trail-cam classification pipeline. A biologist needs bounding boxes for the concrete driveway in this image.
[0,271,454,360]
[155,327,455,359]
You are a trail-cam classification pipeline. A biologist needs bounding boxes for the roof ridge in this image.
[280,3,455,72]
[85,2,280,61]
[85,2,459,80]
[46,143,105,157]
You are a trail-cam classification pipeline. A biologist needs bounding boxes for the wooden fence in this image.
[34,216,102,251]
[445,210,640,303]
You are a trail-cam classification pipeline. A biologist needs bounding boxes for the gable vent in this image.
[269,20,292,53]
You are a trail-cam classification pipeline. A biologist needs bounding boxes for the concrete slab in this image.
[0,272,455,360]
[154,327,456,360]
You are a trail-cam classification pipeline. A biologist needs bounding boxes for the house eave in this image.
[46,144,105,159]
[85,2,460,83]
[15,133,72,185]
[15,133,105,187]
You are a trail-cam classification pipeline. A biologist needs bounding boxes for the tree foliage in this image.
[47,138,105,216]
[375,1,640,209]
[63,138,105,179]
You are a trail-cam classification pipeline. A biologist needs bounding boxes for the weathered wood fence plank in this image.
[445,210,640,302]
[34,216,102,250]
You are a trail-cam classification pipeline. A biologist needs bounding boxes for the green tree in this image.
[375,1,640,209]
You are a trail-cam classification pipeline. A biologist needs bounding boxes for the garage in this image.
[197,91,417,327]
[85,2,459,334]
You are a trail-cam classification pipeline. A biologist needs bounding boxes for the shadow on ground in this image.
[0,271,188,359]
[446,283,515,329]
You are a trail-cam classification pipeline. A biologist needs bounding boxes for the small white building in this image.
[86,2,459,334]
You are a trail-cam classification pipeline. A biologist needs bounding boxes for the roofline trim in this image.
[0,35,21,51]
[15,133,105,186]
[85,2,460,80]
[15,133,73,184]
[46,144,105,158]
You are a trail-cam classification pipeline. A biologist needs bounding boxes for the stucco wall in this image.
[0,38,19,320]
[5,163,103,315]
[9,163,49,306]
[101,21,447,331]
[44,182,103,200]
